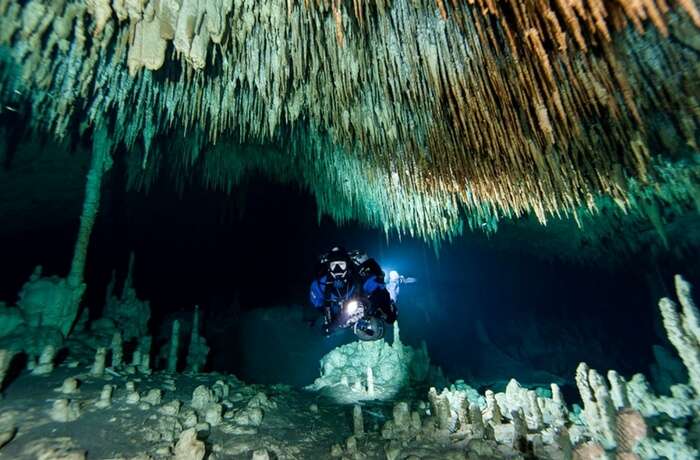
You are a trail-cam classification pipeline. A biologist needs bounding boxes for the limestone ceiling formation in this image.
[0,0,698,241]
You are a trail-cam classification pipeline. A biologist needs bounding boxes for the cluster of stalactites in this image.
[0,0,699,241]
[83,0,700,72]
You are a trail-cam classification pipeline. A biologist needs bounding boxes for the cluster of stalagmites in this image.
[1,275,699,458]
[0,126,113,368]
[119,380,276,458]
[0,247,210,387]
[0,304,210,452]
[0,0,698,240]
[329,275,700,459]
[1,348,277,459]
[306,322,431,403]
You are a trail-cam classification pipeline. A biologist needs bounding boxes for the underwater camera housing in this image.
[335,297,385,341]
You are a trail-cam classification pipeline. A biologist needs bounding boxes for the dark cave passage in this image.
[1,173,695,394]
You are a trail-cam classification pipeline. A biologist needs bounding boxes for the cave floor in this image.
[0,362,441,459]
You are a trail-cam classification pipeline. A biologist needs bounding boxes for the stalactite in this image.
[0,0,697,243]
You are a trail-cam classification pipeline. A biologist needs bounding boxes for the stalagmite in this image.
[139,352,151,374]
[50,399,81,422]
[427,387,440,418]
[551,383,568,426]
[32,345,56,375]
[186,306,209,372]
[608,370,630,409]
[589,367,620,449]
[138,336,152,374]
[457,395,470,430]
[95,384,113,408]
[168,320,180,373]
[485,389,502,424]
[437,394,452,431]
[111,332,123,368]
[366,367,374,396]
[393,321,402,348]
[58,377,79,394]
[527,390,544,430]
[0,350,13,395]
[352,405,364,437]
[91,347,107,377]
[659,275,700,395]
[174,428,205,460]
[131,350,141,368]
[469,403,486,438]
[511,409,528,451]
[125,381,140,404]
[576,362,599,431]
[393,402,410,427]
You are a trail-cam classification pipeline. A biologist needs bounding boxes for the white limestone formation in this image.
[50,398,81,422]
[366,367,375,396]
[306,337,429,403]
[191,385,214,411]
[31,344,56,375]
[110,332,123,368]
[186,305,209,373]
[91,347,107,377]
[352,405,364,437]
[142,389,162,406]
[167,320,180,373]
[659,275,700,396]
[485,389,502,424]
[173,428,205,460]
[57,377,79,394]
[95,384,113,408]
[204,403,223,426]
[16,127,112,338]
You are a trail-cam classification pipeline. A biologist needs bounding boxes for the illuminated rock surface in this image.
[305,323,430,403]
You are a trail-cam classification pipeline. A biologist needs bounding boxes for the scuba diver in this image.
[310,246,396,338]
